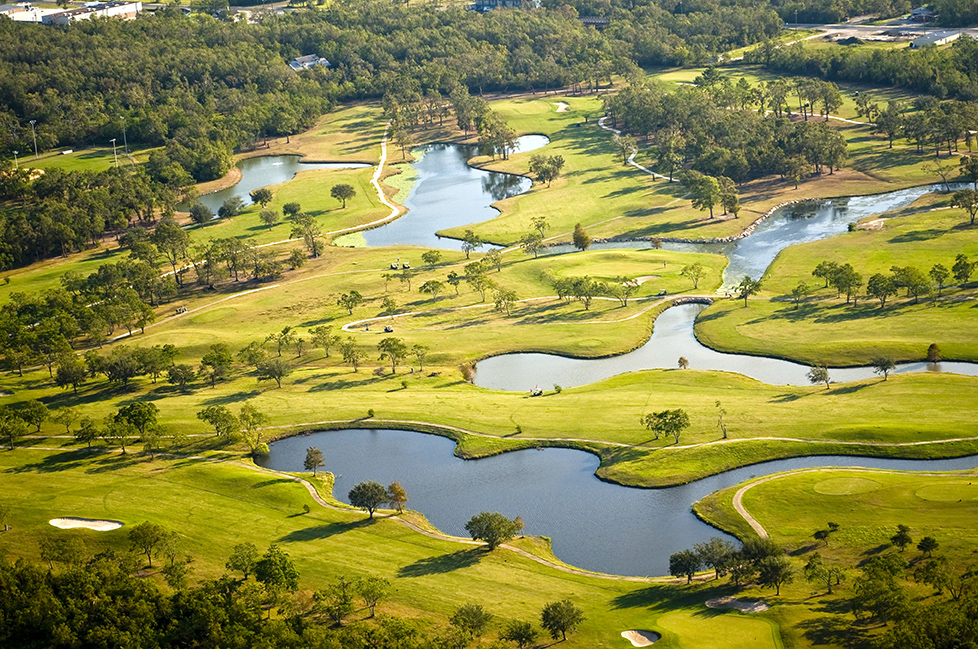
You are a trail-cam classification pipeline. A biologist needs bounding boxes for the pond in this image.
[258,428,978,577]
[362,135,549,250]
[194,156,370,214]
[473,303,978,392]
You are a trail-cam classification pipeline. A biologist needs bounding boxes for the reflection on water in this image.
[474,303,978,391]
[259,428,978,577]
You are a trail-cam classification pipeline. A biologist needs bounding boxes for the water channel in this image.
[195,156,370,214]
[258,428,978,577]
[474,302,978,391]
[362,134,549,250]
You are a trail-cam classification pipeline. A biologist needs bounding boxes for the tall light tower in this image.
[110,138,118,168]
[120,116,128,154]
[12,150,18,169]
[29,119,38,159]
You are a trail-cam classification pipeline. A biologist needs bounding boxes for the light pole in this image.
[110,138,118,168]
[794,9,798,25]
[12,150,18,168]
[29,119,37,159]
[120,116,128,154]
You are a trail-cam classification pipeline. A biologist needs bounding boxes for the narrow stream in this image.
[259,428,978,577]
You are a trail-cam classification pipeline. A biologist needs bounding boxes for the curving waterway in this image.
[259,428,978,577]
[473,302,978,391]
[362,135,549,250]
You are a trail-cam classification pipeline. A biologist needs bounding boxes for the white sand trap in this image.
[554,101,569,112]
[634,275,660,285]
[621,630,660,646]
[706,596,769,613]
[49,517,123,531]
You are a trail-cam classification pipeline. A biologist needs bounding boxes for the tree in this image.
[348,481,387,519]
[304,447,325,475]
[330,183,356,208]
[380,296,398,319]
[807,365,830,389]
[953,254,974,285]
[256,358,292,388]
[790,282,811,308]
[927,343,942,363]
[867,273,897,308]
[451,603,493,639]
[736,276,761,306]
[55,353,87,394]
[960,155,978,190]
[337,291,364,315]
[891,524,913,551]
[377,337,408,373]
[680,263,706,289]
[129,521,167,568]
[952,189,978,226]
[0,408,28,450]
[421,250,442,266]
[872,354,896,381]
[695,537,736,580]
[611,133,637,164]
[250,187,273,208]
[116,402,159,437]
[689,174,721,218]
[528,154,565,186]
[254,544,300,594]
[290,213,324,258]
[465,511,521,550]
[239,403,270,451]
[929,264,950,297]
[387,482,407,512]
[218,196,244,219]
[917,536,939,557]
[196,405,240,438]
[419,280,444,299]
[758,555,794,595]
[282,202,301,218]
[309,325,340,358]
[357,576,390,618]
[74,417,100,449]
[226,542,259,580]
[494,288,518,316]
[669,549,701,583]
[830,263,862,305]
[200,342,234,387]
[642,408,690,443]
[519,232,543,258]
[189,203,214,225]
[167,364,195,390]
[678,356,689,369]
[259,209,279,230]
[571,223,591,251]
[409,344,429,372]
[460,229,483,259]
[501,620,539,649]
[152,214,191,285]
[531,215,549,239]
[804,553,843,594]
[540,600,585,641]
[340,338,365,372]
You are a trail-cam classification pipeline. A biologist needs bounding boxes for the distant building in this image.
[289,54,330,71]
[0,4,23,15]
[579,15,610,29]
[910,6,936,22]
[472,0,540,12]
[910,30,960,48]
[41,1,141,24]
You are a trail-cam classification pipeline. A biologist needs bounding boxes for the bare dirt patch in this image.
[706,596,769,613]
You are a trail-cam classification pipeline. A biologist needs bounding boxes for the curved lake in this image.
[474,303,978,391]
[363,135,549,250]
[195,156,370,214]
[258,428,978,577]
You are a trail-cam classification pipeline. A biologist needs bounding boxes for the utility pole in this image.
[29,119,37,159]
[795,9,798,24]
[12,150,17,169]
[120,116,128,154]
[111,138,118,168]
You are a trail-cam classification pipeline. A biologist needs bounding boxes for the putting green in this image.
[812,477,881,495]
[656,610,782,649]
[189,307,239,325]
[915,482,978,502]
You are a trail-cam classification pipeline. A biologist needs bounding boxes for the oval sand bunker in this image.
[49,517,123,531]
[621,630,660,646]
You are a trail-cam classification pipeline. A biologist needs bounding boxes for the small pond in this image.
[362,135,549,250]
[258,428,978,577]
[473,303,978,391]
[194,156,369,214]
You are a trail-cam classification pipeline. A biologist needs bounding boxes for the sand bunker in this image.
[554,101,569,112]
[706,596,769,613]
[634,275,660,285]
[621,630,660,646]
[49,517,124,531]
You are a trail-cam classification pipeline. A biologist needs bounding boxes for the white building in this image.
[289,54,330,71]
[910,30,960,48]
[41,1,141,25]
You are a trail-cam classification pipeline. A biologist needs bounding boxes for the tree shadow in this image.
[861,543,889,556]
[252,478,294,489]
[610,586,665,609]
[4,448,96,474]
[397,548,483,577]
[84,453,142,474]
[796,615,866,647]
[278,519,369,543]
[199,391,263,405]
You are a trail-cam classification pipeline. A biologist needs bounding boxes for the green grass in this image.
[23,145,160,173]
[694,206,978,365]
[0,446,783,649]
